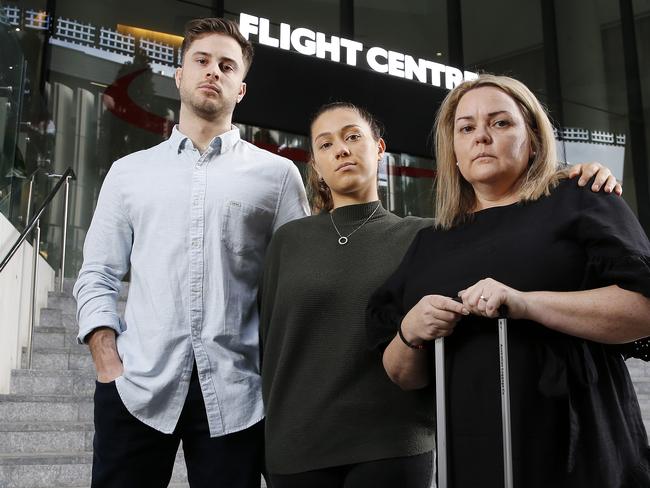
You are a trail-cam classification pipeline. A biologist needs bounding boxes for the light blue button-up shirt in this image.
[74,126,309,436]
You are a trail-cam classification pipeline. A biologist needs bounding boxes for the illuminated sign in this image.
[239,13,477,90]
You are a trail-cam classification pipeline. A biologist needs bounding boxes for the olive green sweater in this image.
[259,202,435,474]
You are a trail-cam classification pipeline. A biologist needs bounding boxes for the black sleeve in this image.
[576,181,650,298]
[574,183,650,360]
[366,229,424,351]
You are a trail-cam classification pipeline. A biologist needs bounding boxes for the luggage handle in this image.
[435,302,513,488]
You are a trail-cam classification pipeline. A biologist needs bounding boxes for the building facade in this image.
[1,0,649,280]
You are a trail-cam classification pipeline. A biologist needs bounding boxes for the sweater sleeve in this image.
[366,229,424,351]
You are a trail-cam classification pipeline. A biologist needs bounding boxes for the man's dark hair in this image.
[180,18,254,73]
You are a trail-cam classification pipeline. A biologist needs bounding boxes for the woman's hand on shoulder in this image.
[569,161,622,195]
[458,278,528,319]
[401,295,468,345]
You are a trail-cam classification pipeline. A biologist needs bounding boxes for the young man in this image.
[74,18,309,488]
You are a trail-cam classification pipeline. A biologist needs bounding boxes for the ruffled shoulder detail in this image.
[584,254,650,361]
[583,254,650,298]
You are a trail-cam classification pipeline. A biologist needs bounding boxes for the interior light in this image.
[117,24,183,47]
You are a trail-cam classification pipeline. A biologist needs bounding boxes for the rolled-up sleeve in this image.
[73,163,133,344]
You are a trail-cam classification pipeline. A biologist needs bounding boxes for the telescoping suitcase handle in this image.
[497,309,514,488]
[435,303,513,488]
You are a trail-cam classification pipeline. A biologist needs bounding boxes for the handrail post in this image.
[60,175,71,292]
[26,219,41,370]
[0,167,76,275]
[26,173,35,225]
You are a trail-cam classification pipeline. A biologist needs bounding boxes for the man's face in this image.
[175,33,247,121]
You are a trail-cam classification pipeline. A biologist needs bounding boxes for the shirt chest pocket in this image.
[221,200,272,256]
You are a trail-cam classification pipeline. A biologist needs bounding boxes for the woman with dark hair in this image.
[260,102,438,488]
[259,100,621,488]
[367,74,650,487]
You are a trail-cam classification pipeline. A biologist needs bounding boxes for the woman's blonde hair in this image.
[434,74,567,229]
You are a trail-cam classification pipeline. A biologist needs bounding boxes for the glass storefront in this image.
[0,15,26,226]
[1,0,649,280]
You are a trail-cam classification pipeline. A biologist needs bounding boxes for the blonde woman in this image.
[368,75,650,487]
[261,99,620,488]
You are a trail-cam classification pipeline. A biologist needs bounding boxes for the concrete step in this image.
[0,422,93,454]
[0,452,92,465]
[637,393,650,409]
[635,391,650,402]
[39,308,77,330]
[0,452,91,488]
[632,378,650,395]
[60,278,76,296]
[30,329,87,351]
[10,370,95,396]
[32,326,67,349]
[57,483,191,487]
[33,324,85,349]
[0,450,189,488]
[0,394,93,423]
[26,347,93,371]
[46,295,77,316]
[626,358,649,379]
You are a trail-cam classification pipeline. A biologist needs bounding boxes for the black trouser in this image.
[92,367,264,488]
[268,451,433,488]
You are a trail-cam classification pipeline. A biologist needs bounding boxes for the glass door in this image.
[0,7,27,227]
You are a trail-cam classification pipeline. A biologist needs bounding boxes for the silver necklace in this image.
[330,202,382,245]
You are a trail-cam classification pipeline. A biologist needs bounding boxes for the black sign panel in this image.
[236,45,448,158]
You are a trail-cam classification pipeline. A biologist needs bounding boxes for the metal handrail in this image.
[0,167,76,274]
[0,166,76,369]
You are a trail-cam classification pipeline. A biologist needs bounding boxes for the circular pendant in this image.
[338,236,349,245]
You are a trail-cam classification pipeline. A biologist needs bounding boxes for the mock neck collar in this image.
[328,201,387,225]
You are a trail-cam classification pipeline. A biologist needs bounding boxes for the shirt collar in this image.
[169,125,241,156]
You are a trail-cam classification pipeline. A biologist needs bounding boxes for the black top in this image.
[367,179,650,487]
[259,202,434,474]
